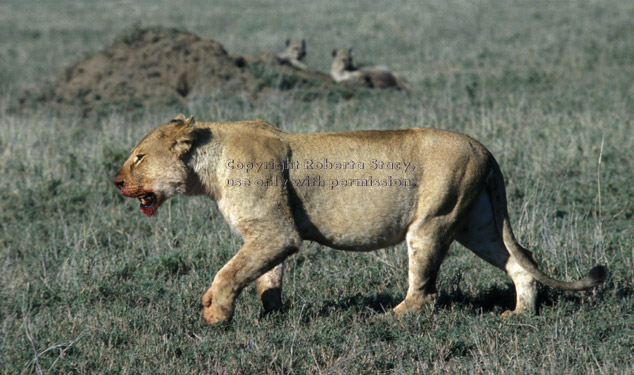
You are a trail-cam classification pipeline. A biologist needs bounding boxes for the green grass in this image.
[1,0,633,374]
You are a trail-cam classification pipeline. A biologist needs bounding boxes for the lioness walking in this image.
[114,115,605,324]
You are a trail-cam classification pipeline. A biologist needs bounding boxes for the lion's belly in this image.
[289,172,418,251]
[296,215,410,251]
[285,133,423,250]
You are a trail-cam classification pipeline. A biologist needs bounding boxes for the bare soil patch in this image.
[17,26,343,115]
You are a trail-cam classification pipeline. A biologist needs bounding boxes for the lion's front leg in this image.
[201,238,299,325]
[256,263,284,312]
[201,266,238,325]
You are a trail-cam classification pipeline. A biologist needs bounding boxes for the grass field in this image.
[1,0,633,374]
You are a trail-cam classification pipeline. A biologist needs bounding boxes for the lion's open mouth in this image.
[138,192,156,208]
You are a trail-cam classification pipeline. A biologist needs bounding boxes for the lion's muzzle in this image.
[113,174,160,217]
[113,174,125,189]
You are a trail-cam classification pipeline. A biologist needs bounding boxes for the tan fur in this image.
[277,39,307,70]
[114,115,606,324]
[248,39,308,70]
[330,48,412,90]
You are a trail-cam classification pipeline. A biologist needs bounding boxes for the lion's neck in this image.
[184,142,221,199]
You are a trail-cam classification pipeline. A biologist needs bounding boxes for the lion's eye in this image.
[135,154,145,164]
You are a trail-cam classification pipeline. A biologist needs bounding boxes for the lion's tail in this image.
[486,159,607,291]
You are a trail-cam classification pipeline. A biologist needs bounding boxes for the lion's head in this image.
[113,114,195,217]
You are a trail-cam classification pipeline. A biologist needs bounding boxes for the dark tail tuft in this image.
[588,265,608,285]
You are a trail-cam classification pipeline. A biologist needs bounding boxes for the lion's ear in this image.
[171,113,187,123]
[172,131,193,156]
[171,116,196,156]
[183,115,195,128]
[171,114,195,128]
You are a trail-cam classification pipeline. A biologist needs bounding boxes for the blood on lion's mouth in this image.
[138,192,156,208]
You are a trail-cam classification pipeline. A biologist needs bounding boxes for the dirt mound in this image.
[17,26,345,115]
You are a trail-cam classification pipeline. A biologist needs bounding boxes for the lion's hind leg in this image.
[455,191,538,314]
[393,220,451,316]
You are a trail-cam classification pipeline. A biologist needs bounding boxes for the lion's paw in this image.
[201,306,230,325]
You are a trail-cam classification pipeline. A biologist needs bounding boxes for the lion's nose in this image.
[113,175,125,188]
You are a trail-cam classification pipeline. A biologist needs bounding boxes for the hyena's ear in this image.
[285,38,290,47]
[171,116,196,156]
[332,49,337,57]
[301,39,306,49]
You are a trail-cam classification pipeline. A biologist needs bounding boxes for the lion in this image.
[330,48,412,90]
[114,114,606,324]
